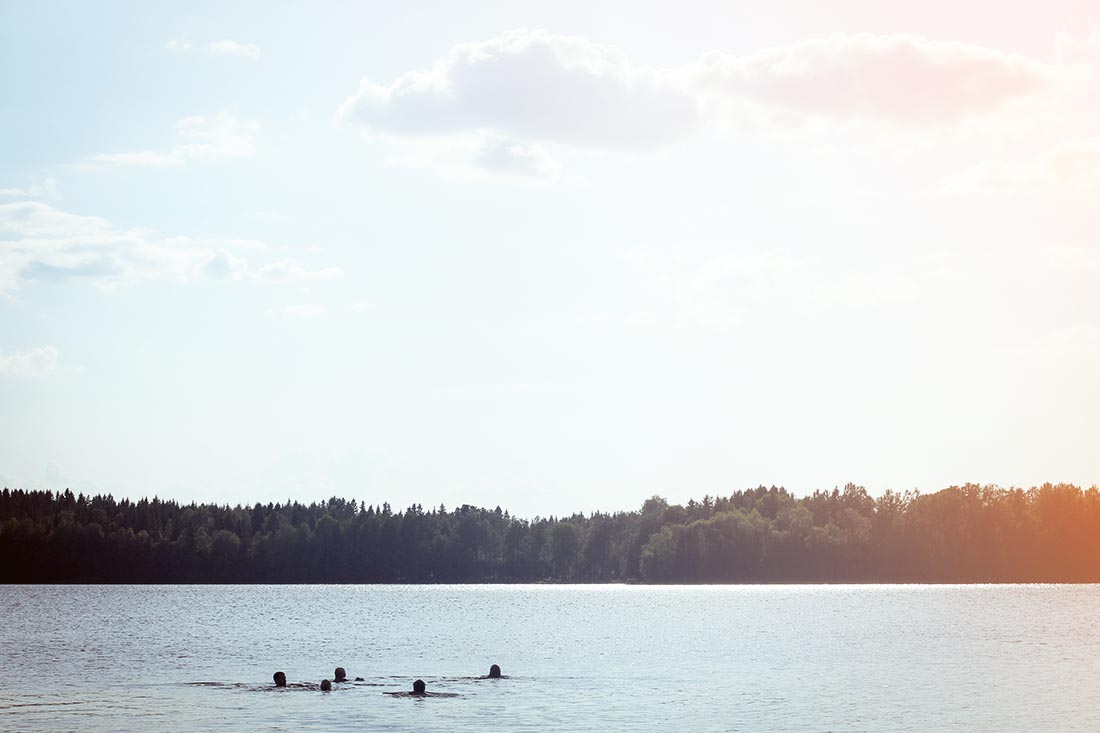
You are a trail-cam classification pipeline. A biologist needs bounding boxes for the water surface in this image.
[1,584,1097,731]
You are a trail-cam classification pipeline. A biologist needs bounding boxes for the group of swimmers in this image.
[271,664,504,695]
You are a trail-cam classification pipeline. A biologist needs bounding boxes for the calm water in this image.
[1,584,1098,732]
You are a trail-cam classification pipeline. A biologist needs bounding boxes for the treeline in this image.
[1,483,1099,583]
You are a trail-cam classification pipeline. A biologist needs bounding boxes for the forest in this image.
[2,482,1099,583]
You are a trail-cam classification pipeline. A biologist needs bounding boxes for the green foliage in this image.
[1,482,1098,583]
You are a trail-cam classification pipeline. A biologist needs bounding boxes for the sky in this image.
[1,1,1099,517]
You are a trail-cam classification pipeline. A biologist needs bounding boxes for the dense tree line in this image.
[2,483,1099,583]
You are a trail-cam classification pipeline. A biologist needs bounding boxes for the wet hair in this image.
[412,679,426,694]
[320,679,332,692]
[488,664,502,679]
[334,667,347,682]
[273,671,287,687]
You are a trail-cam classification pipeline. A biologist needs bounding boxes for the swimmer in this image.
[320,679,332,692]
[488,664,502,679]
[273,671,287,688]
[384,679,459,698]
[334,666,364,682]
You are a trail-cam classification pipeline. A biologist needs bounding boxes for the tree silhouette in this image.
[1,482,1097,583]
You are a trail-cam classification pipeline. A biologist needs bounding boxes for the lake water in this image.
[1,584,1098,731]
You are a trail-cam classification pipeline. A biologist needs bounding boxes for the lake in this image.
[1,584,1098,731]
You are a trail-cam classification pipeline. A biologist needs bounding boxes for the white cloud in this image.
[167,38,260,60]
[208,40,261,61]
[0,201,246,290]
[0,346,58,377]
[256,259,344,282]
[379,133,564,181]
[89,112,259,168]
[0,201,337,292]
[173,113,258,161]
[341,29,700,151]
[0,178,59,199]
[695,33,1062,126]
[341,30,1071,178]
[202,249,249,281]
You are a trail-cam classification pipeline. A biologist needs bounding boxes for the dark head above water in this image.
[320,679,332,692]
[334,667,347,682]
[273,671,287,688]
[412,679,426,694]
[488,664,502,679]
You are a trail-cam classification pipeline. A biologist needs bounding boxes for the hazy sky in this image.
[2,1,1098,517]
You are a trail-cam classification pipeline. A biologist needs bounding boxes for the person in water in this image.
[334,666,364,682]
[273,671,287,688]
[320,679,332,692]
[384,678,458,698]
[488,664,502,679]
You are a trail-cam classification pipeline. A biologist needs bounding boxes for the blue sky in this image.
[2,1,1099,516]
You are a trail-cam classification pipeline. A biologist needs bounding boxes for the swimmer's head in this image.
[412,679,426,694]
[334,667,347,682]
[320,679,332,692]
[488,664,502,679]
[273,671,287,687]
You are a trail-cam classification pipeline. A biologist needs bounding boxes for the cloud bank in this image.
[0,201,340,292]
[341,30,1070,176]
[696,33,1059,125]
